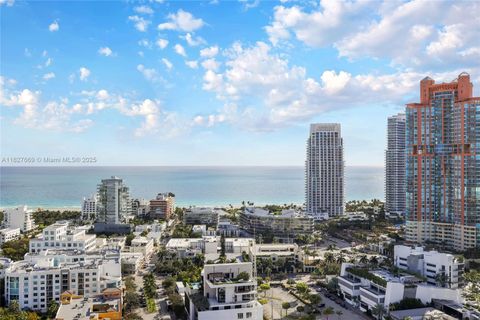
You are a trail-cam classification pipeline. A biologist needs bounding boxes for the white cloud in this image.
[79,67,91,81]
[0,88,40,107]
[185,60,198,69]
[266,0,480,70]
[265,2,374,46]
[0,0,15,7]
[128,15,150,32]
[239,0,260,10]
[134,5,154,15]
[138,39,152,48]
[174,44,187,57]
[42,72,55,81]
[201,58,219,71]
[137,64,159,82]
[96,89,109,100]
[320,70,351,94]
[49,20,59,32]
[162,58,173,70]
[158,9,204,32]
[200,46,219,58]
[24,48,32,57]
[198,41,477,131]
[182,33,206,46]
[156,38,169,49]
[98,47,113,57]
[426,24,464,57]
[45,57,52,67]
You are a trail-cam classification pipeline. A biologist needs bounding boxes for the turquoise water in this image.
[0,166,384,208]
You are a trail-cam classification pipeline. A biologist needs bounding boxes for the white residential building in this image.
[306,123,344,218]
[394,245,464,289]
[183,207,220,226]
[81,195,97,220]
[4,256,121,312]
[385,113,406,216]
[29,222,97,253]
[0,227,21,245]
[240,207,314,242]
[166,236,254,261]
[3,205,35,232]
[338,263,462,314]
[185,262,263,320]
[129,237,155,259]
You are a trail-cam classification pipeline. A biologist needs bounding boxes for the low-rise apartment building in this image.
[3,205,35,232]
[394,245,464,289]
[166,236,254,260]
[0,227,21,245]
[338,263,462,315]
[29,222,97,253]
[56,287,122,320]
[129,237,155,259]
[239,207,314,242]
[183,207,220,227]
[185,262,263,320]
[4,256,121,312]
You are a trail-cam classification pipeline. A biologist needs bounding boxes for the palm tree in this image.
[323,306,335,320]
[327,244,337,251]
[372,303,386,320]
[336,254,346,265]
[435,272,449,288]
[369,256,379,268]
[324,252,335,264]
[358,254,368,265]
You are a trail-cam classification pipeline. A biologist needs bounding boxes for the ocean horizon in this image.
[0,165,384,209]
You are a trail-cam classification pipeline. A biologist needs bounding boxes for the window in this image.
[237,313,244,319]
[246,312,252,318]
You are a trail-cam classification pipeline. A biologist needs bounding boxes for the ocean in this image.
[0,166,384,209]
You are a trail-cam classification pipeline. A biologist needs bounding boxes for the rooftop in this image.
[56,294,121,320]
[390,307,456,320]
[243,207,311,219]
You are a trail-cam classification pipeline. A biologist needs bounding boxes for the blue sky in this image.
[1,0,479,166]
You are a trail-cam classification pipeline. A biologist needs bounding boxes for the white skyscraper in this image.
[385,113,406,216]
[306,123,344,219]
[96,176,131,224]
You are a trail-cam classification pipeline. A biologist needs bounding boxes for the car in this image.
[318,303,325,308]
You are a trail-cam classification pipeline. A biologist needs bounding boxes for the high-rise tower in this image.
[406,73,479,250]
[385,113,406,216]
[306,123,344,219]
[96,176,132,224]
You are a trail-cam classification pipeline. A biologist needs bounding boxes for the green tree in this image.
[259,283,271,297]
[124,291,141,312]
[125,233,135,246]
[323,306,335,320]
[296,282,309,295]
[282,302,291,317]
[309,293,322,306]
[47,300,59,319]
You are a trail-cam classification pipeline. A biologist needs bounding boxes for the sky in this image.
[1,0,479,166]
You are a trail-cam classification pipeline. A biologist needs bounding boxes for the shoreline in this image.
[0,202,309,212]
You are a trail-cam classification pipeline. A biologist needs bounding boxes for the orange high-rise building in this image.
[405,72,480,251]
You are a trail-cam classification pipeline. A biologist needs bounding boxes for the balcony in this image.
[359,286,385,305]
